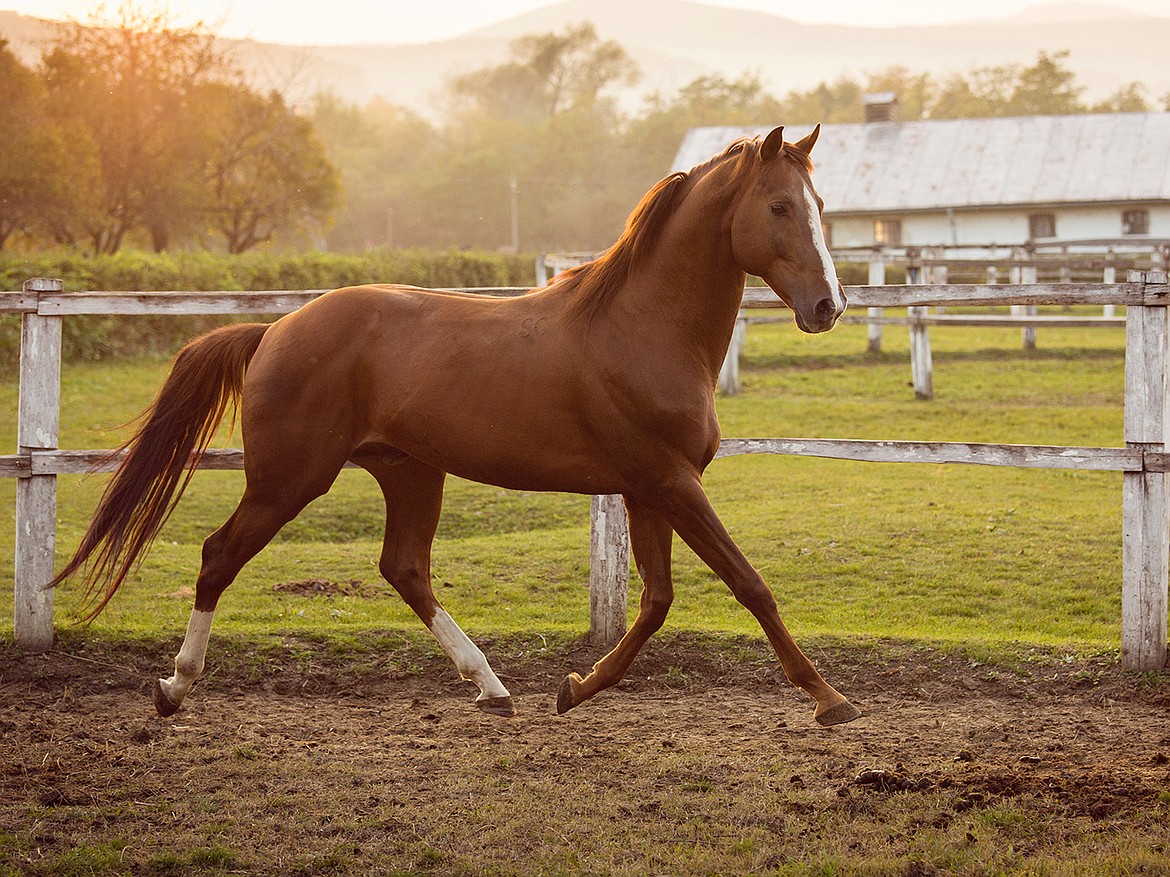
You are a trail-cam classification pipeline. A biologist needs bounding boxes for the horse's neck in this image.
[620,172,747,378]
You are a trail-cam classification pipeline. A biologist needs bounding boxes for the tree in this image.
[202,83,340,253]
[1091,82,1151,114]
[436,24,641,251]
[40,5,224,253]
[0,40,75,249]
[929,62,1017,119]
[1007,50,1085,116]
[864,67,933,121]
[624,72,789,192]
[313,94,438,250]
[777,77,865,124]
[448,22,639,122]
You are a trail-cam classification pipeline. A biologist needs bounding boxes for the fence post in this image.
[1122,271,1170,672]
[908,307,933,400]
[867,258,885,353]
[1022,259,1038,350]
[14,278,63,652]
[906,254,933,400]
[589,494,629,648]
[718,313,747,396]
[1103,250,1116,318]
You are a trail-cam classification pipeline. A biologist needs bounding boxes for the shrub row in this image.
[1,249,537,366]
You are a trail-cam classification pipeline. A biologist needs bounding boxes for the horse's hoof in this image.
[152,679,182,717]
[815,698,862,727]
[556,673,583,715]
[476,696,515,717]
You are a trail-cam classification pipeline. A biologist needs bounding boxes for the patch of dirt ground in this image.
[2,633,1170,876]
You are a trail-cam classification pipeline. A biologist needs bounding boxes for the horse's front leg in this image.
[558,499,674,713]
[660,474,861,726]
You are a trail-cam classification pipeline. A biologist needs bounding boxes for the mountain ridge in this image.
[1,2,1164,116]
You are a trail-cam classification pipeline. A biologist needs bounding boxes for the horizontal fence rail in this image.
[4,276,1169,670]
[723,285,1148,399]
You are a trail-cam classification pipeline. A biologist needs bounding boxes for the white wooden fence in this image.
[4,276,1169,671]
[721,242,1170,398]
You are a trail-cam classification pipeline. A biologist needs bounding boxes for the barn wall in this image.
[826,204,1170,249]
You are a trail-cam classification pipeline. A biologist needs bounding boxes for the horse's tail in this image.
[52,322,271,620]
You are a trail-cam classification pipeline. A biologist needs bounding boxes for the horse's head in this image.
[730,125,846,333]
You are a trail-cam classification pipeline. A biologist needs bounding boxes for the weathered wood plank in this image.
[37,291,330,316]
[15,476,55,651]
[589,494,629,648]
[6,282,1160,316]
[715,438,1142,471]
[867,259,886,353]
[742,283,1145,309]
[908,306,933,400]
[4,440,1148,479]
[0,291,39,313]
[0,455,31,477]
[842,315,1127,328]
[33,287,535,316]
[718,316,746,396]
[1122,301,1170,671]
[22,447,375,475]
[15,279,63,653]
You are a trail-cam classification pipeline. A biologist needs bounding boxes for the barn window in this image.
[874,219,902,246]
[1028,213,1056,240]
[1123,209,1150,236]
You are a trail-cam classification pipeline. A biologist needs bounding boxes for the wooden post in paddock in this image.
[14,278,63,652]
[1103,252,1117,318]
[906,254,933,400]
[867,258,885,353]
[1122,271,1170,671]
[589,494,629,648]
[1021,259,1039,349]
[718,313,747,396]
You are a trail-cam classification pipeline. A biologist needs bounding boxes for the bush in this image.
[0,248,537,366]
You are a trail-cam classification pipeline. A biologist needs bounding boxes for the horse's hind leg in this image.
[360,454,513,716]
[558,499,674,713]
[155,460,345,715]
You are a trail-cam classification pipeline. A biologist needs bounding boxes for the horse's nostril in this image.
[814,298,837,322]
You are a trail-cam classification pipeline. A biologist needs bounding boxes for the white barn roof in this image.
[671,113,1170,216]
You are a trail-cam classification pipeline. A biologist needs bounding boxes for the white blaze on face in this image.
[804,184,845,313]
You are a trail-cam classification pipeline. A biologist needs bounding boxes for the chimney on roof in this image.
[863,92,897,123]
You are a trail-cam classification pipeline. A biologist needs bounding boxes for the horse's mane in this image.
[556,134,813,319]
[556,138,754,319]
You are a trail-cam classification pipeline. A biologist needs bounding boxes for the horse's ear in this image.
[793,124,821,156]
[760,126,785,162]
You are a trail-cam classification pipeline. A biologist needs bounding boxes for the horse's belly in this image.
[375,405,617,494]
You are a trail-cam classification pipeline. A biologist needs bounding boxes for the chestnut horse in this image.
[54,125,859,726]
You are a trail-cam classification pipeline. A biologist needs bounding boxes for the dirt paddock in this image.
[3,634,1170,875]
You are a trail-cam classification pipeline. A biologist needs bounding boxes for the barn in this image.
[672,110,1170,252]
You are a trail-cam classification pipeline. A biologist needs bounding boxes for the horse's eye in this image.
[770,203,789,217]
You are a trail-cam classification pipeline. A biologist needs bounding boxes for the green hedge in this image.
[1,249,536,366]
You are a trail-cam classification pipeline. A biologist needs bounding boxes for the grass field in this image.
[0,312,1130,653]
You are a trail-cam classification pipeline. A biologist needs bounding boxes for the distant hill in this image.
[1,1,1165,117]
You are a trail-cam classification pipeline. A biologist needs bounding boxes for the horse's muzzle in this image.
[800,289,847,333]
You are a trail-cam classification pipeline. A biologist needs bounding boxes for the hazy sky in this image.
[4,0,1166,44]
